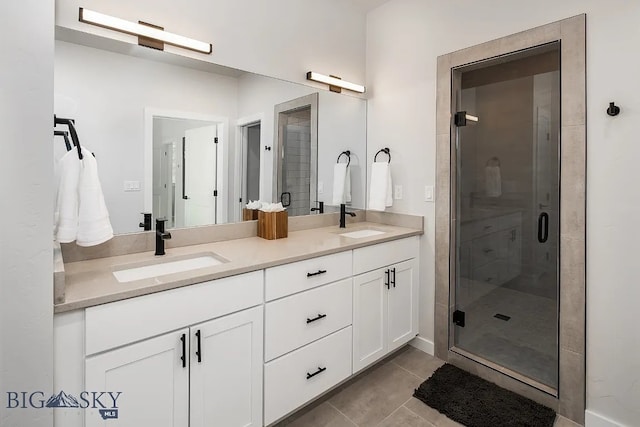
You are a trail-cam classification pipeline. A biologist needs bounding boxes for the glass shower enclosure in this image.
[450,42,560,392]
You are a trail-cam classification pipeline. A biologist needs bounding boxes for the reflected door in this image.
[451,43,560,391]
[274,93,318,217]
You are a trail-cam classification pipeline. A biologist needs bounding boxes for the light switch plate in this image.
[394,185,403,200]
[424,185,434,202]
[124,181,141,192]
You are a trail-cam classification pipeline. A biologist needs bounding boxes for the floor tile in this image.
[391,346,444,380]
[554,415,583,427]
[404,398,464,427]
[279,401,356,427]
[378,406,435,427]
[329,361,422,426]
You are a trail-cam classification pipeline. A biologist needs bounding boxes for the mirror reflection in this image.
[54,38,366,234]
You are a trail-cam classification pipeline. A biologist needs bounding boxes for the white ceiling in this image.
[350,0,390,13]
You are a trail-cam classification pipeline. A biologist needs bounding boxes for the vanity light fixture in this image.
[306,72,365,94]
[78,8,212,54]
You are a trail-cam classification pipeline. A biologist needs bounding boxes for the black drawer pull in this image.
[385,269,390,289]
[391,268,396,288]
[195,330,202,363]
[306,366,327,380]
[306,313,327,324]
[180,333,186,368]
[307,269,327,278]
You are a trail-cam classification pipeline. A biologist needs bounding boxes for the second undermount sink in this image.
[339,229,386,239]
[112,253,228,283]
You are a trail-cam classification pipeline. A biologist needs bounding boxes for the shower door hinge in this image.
[454,111,468,127]
[453,310,465,327]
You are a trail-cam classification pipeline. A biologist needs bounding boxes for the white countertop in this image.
[56,222,422,313]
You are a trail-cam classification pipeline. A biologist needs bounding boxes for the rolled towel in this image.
[332,163,349,205]
[55,150,81,243]
[485,165,502,197]
[76,147,114,247]
[368,161,393,211]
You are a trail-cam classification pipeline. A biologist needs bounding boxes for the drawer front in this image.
[462,217,500,240]
[85,271,263,356]
[353,236,419,275]
[471,233,499,267]
[265,251,352,301]
[264,327,352,425]
[265,278,352,361]
[471,260,503,286]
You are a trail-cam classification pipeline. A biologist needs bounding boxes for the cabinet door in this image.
[387,258,419,352]
[353,268,387,373]
[85,329,189,427]
[189,306,263,427]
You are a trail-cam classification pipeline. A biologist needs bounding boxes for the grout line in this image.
[327,401,358,426]
[390,360,426,381]
[375,405,405,427]
[403,404,438,427]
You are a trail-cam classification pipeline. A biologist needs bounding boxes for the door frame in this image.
[434,15,586,424]
[235,113,264,221]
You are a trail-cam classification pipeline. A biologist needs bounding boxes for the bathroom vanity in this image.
[53,215,421,426]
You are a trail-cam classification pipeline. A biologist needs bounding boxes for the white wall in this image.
[366,1,640,425]
[55,0,366,87]
[0,1,54,426]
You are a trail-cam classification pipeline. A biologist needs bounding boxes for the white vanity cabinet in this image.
[263,252,354,425]
[82,271,264,427]
[352,237,419,373]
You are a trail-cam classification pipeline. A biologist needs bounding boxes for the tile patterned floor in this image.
[275,346,582,427]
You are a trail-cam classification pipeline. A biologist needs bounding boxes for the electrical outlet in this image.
[424,185,434,202]
[394,185,403,200]
[124,181,141,192]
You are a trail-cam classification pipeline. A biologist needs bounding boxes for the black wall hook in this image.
[607,102,620,116]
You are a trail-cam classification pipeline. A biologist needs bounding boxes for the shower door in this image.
[451,43,560,392]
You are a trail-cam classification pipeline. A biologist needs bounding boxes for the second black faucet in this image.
[155,218,172,256]
[339,204,356,228]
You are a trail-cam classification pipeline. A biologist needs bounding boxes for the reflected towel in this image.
[76,147,114,246]
[55,150,81,243]
[368,162,393,211]
[332,163,351,205]
[485,165,502,197]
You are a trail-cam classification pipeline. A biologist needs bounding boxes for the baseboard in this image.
[409,335,434,355]
[585,410,623,427]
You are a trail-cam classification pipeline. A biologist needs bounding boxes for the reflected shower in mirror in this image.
[54,37,366,234]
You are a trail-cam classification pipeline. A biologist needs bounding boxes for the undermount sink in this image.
[339,229,386,239]
[112,253,228,283]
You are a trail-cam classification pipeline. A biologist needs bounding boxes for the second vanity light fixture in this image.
[78,8,212,54]
[306,72,365,94]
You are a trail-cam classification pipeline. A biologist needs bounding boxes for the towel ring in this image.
[337,150,351,166]
[485,156,500,167]
[374,147,391,163]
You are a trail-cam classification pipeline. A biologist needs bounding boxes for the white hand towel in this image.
[76,147,114,247]
[55,150,81,243]
[485,165,502,197]
[368,162,393,211]
[332,163,348,205]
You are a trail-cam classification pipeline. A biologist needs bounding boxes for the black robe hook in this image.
[607,102,620,117]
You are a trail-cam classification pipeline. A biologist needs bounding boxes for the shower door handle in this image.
[280,192,291,207]
[537,212,549,243]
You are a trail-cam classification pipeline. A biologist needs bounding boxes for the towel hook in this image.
[54,115,83,160]
[337,150,351,166]
[374,147,391,163]
[54,130,72,151]
[607,102,620,116]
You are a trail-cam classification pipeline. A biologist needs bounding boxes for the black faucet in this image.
[155,218,172,256]
[139,213,152,231]
[339,204,356,228]
[311,201,324,214]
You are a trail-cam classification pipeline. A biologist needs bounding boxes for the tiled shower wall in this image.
[283,109,312,216]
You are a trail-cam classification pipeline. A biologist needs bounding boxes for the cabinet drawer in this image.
[461,217,499,240]
[471,233,499,267]
[265,278,352,361]
[265,251,352,301]
[353,236,418,275]
[471,260,503,286]
[85,271,263,356]
[264,327,352,425]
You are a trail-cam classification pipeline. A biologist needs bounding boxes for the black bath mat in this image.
[413,364,556,427]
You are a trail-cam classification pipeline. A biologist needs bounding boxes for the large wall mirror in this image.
[54,32,366,235]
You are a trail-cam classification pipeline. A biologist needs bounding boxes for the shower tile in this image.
[559,348,585,424]
[450,38,501,70]
[499,21,560,53]
[559,236,586,354]
[436,54,452,136]
[560,16,586,127]
[560,125,586,241]
[434,303,449,359]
